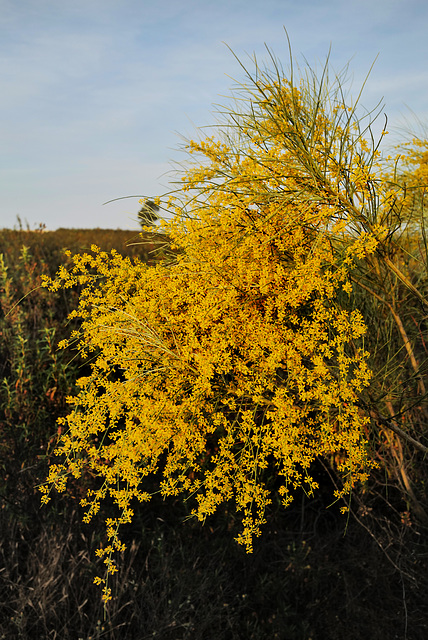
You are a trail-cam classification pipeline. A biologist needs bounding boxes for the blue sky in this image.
[1,0,427,230]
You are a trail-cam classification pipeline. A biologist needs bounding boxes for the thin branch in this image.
[372,409,428,455]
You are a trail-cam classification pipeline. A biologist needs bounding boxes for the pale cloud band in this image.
[0,0,426,229]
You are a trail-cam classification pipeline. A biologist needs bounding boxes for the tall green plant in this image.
[0,246,80,510]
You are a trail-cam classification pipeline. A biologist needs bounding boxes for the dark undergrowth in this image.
[1,477,427,640]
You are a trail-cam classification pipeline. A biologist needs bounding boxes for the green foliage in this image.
[0,246,73,506]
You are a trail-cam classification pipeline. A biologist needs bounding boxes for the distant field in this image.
[0,226,161,275]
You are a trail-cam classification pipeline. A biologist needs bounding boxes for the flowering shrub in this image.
[41,48,427,600]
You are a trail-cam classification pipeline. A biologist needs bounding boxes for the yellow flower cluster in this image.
[40,72,392,587]
[40,204,377,553]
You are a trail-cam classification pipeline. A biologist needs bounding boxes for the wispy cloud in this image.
[1,0,427,229]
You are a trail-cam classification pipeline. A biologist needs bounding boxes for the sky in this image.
[1,0,427,230]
